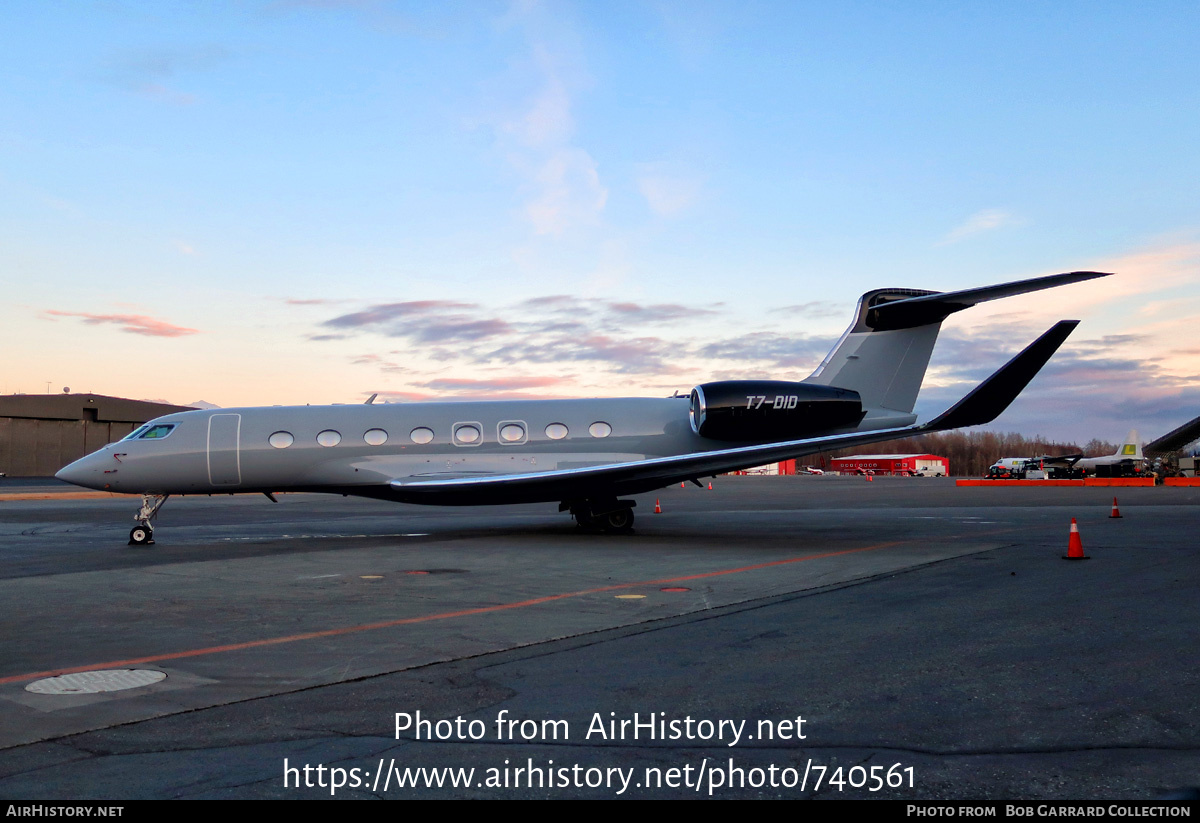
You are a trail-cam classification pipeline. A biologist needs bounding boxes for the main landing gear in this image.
[563,499,636,533]
[129,494,169,546]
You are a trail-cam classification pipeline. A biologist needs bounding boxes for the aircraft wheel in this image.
[573,511,601,531]
[129,525,154,546]
[602,508,634,533]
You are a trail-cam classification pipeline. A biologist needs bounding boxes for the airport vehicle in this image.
[987,457,1029,478]
[985,457,1052,479]
[55,271,1106,543]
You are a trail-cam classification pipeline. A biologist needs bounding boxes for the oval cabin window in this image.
[364,428,388,446]
[410,427,435,444]
[589,422,612,438]
[268,431,294,449]
[316,430,342,447]
[545,423,568,440]
[454,424,481,445]
[499,423,525,443]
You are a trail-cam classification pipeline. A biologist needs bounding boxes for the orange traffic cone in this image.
[1109,497,1122,519]
[680,482,685,488]
[866,473,873,482]
[1063,517,1089,560]
[707,481,713,490]
[654,499,662,514]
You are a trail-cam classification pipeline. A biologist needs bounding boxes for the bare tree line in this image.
[806,431,1118,477]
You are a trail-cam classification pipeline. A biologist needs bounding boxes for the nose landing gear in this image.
[129,494,169,546]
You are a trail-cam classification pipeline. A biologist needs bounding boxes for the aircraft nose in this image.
[56,453,106,490]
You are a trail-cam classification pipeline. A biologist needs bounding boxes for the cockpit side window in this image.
[139,424,176,440]
[122,425,151,441]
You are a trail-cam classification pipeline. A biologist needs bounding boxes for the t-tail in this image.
[804,271,1109,418]
[1114,430,1143,459]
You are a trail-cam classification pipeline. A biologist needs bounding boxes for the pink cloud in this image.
[422,376,566,392]
[43,310,199,338]
[373,390,439,402]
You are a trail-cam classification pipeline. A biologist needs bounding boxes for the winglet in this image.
[923,320,1079,432]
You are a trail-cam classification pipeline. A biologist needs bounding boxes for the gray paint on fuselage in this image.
[61,396,914,502]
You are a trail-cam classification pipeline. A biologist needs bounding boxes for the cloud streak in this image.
[421,375,567,392]
[317,293,849,392]
[938,209,1018,245]
[919,311,1200,441]
[638,170,703,217]
[485,12,607,236]
[100,45,231,105]
[42,310,199,338]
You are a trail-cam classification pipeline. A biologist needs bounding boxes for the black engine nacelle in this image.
[689,380,865,441]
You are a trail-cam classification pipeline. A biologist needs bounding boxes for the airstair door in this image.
[207,413,242,486]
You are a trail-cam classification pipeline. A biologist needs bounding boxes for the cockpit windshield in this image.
[122,424,176,441]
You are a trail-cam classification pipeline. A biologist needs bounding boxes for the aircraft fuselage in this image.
[60,396,901,505]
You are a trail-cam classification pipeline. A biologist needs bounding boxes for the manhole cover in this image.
[25,669,167,695]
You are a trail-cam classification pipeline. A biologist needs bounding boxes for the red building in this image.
[830,454,949,476]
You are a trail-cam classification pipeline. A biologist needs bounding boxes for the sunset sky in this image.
[3,1,1198,444]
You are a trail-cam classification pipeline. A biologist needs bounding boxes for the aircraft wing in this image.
[1145,414,1200,456]
[1033,453,1083,467]
[389,321,1078,502]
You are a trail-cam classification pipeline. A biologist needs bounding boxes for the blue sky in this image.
[3,1,1198,443]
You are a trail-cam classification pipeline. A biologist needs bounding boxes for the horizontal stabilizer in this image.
[922,320,1079,432]
[869,272,1108,331]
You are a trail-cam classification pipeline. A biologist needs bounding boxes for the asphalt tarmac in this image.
[0,476,1197,799]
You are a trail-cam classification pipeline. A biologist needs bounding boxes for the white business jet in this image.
[56,271,1107,543]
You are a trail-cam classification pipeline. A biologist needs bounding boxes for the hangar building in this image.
[0,393,195,477]
[831,454,949,476]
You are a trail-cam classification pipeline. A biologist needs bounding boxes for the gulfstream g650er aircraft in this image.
[57,271,1107,543]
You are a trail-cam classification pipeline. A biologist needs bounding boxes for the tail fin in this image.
[1114,429,1142,459]
[805,271,1108,413]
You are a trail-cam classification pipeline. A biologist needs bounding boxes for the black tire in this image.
[603,508,634,533]
[129,526,153,546]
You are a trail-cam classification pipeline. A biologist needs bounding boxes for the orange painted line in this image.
[0,540,906,686]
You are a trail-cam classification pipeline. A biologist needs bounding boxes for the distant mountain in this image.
[186,400,221,409]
